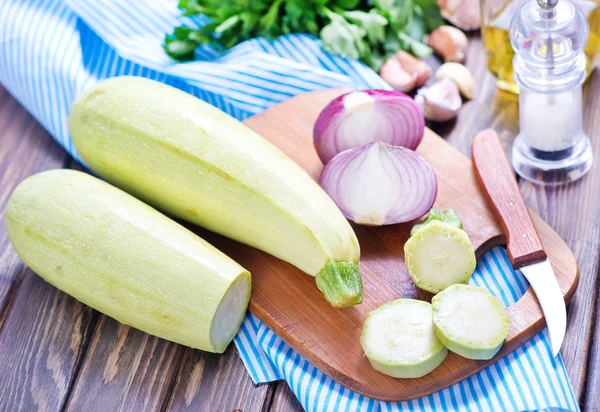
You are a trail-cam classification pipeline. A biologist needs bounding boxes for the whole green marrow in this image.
[68,77,362,308]
[6,169,251,353]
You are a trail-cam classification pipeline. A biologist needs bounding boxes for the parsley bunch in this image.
[164,0,444,71]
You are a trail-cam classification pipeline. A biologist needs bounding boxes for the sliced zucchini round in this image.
[404,220,476,293]
[432,284,510,360]
[360,299,448,378]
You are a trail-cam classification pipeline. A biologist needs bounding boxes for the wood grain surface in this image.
[0,32,599,410]
[472,129,546,268]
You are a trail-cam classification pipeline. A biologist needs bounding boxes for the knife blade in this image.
[472,129,566,357]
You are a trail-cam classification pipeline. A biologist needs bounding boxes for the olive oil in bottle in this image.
[481,0,600,93]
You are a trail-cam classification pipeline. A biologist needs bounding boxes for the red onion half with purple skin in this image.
[320,142,437,226]
[313,90,425,164]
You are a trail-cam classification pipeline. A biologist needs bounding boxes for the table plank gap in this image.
[158,346,187,412]
[165,345,273,412]
[0,270,96,411]
[574,72,600,410]
[266,381,303,412]
[64,314,187,412]
[259,380,277,412]
[0,262,25,331]
[59,311,101,412]
[583,293,600,411]
[0,89,85,411]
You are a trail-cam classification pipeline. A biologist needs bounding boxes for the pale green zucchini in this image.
[68,77,362,308]
[409,207,463,237]
[432,284,510,360]
[360,299,448,378]
[6,169,251,353]
[404,220,476,293]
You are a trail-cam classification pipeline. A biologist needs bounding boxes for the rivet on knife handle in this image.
[472,129,546,269]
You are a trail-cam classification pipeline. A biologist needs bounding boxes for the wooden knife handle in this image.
[472,129,546,268]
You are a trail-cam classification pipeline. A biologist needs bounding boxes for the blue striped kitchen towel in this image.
[237,247,579,411]
[0,0,579,410]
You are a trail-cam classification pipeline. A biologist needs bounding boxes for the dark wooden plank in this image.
[586,295,600,411]
[0,88,70,320]
[0,270,96,411]
[268,382,303,412]
[64,316,185,412]
[0,88,97,412]
[166,346,273,412]
[569,72,600,410]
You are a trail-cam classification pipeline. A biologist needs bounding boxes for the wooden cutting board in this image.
[199,89,579,401]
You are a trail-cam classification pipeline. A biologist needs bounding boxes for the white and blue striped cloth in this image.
[0,0,579,410]
[237,247,579,411]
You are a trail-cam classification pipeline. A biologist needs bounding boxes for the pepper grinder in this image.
[510,0,593,184]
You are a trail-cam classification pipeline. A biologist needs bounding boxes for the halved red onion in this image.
[313,90,425,164]
[320,142,437,226]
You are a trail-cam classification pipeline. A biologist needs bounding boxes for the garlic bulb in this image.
[435,62,474,99]
[379,51,432,93]
[395,51,432,88]
[438,0,481,31]
[428,26,468,63]
[415,79,462,122]
[380,58,416,93]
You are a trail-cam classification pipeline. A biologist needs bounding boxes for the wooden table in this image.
[1,34,599,412]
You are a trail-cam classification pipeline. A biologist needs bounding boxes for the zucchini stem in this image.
[316,261,362,308]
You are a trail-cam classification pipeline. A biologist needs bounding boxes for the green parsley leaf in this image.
[164,38,197,60]
[163,0,442,71]
[398,31,433,57]
[320,14,366,60]
[343,10,388,44]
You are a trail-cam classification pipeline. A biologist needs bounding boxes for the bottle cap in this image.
[510,0,588,88]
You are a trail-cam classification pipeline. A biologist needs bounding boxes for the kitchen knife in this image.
[472,129,566,357]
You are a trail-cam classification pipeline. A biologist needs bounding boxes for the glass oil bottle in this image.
[482,0,600,93]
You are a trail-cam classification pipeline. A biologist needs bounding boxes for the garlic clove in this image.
[395,51,432,89]
[379,57,416,93]
[438,0,481,30]
[435,62,474,99]
[427,25,468,63]
[415,78,462,122]
[379,51,432,92]
[437,0,461,14]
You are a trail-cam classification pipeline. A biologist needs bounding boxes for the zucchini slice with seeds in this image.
[432,284,510,360]
[360,299,448,378]
[404,220,476,293]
